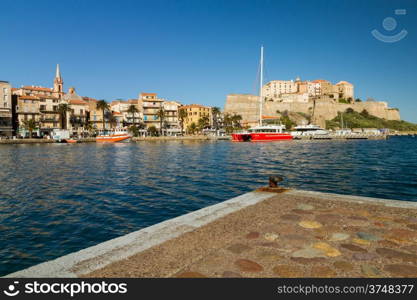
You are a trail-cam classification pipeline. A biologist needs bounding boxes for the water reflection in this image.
[0,137,416,275]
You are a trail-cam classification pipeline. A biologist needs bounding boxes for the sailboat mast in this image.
[259,46,264,126]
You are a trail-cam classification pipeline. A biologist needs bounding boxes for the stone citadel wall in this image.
[224,94,401,128]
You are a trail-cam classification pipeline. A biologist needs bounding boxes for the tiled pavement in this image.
[86,192,417,278]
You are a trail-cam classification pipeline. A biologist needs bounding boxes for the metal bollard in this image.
[269,176,283,188]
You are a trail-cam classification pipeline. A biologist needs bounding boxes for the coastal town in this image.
[0,64,414,142]
[0,65,218,139]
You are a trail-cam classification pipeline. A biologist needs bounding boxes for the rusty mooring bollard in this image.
[269,175,283,188]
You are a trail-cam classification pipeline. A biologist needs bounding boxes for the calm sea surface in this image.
[0,137,416,275]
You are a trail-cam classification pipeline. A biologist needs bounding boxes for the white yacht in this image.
[291,124,329,136]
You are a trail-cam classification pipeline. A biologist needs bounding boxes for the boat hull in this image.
[232,133,293,142]
[231,133,251,142]
[96,135,131,143]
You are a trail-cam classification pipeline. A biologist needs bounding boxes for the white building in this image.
[0,81,13,137]
[263,80,298,99]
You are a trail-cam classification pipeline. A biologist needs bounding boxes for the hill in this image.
[325,109,417,131]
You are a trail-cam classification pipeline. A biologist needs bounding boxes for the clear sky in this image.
[1,0,416,122]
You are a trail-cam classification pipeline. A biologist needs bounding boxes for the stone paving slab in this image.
[85,190,417,278]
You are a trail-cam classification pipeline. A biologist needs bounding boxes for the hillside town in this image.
[0,65,219,139]
[225,77,401,129]
[263,77,354,103]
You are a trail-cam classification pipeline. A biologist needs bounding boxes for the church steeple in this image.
[53,64,64,96]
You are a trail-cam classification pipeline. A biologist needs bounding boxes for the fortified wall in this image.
[224,94,401,128]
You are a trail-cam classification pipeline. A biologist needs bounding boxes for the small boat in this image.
[96,129,131,143]
[66,139,78,143]
[232,125,293,142]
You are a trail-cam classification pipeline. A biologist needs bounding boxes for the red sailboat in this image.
[232,46,293,142]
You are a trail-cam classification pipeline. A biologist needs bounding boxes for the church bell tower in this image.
[53,64,64,97]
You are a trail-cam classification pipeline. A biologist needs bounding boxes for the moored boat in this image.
[291,124,329,137]
[96,129,131,143]
[232,46,293,143]
[232,125,293,142]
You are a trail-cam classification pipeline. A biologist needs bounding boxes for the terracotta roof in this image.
[22,86,53,92]
[19,95,39,100]
[111,100,131,104]
[180,104,211,109]
[69,99,88,105]
[311,79,329,83]
[83,97,98,103]
[140,92,157,96]
[39,95,60,100]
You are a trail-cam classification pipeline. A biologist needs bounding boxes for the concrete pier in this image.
[6,189,417,278]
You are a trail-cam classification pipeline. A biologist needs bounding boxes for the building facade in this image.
[14,95,42,137]
[110,99,143,126]
[335,81,354,101]
[138,93,164,129]
[263,80,298,99]
[179,104,212,131]
[163,101,181,135]
[63,87,89,135]
[0,81,13,137]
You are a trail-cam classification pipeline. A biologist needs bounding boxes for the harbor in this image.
[2,1,417,297]
[0,137,416,276]
[0,134,389,144]
[6,188,417,278]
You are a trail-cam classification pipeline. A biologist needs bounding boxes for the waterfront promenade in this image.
[0,136,228,144]
[2,133,411,144]
[7,189,417,278]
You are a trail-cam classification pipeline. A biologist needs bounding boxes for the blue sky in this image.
[1,0,416,122]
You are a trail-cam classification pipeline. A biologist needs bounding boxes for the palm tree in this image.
[57,103,71,129]
[147,125,158,136]
[187,122,197,135]
[96,100,110,130]
[22,119,38,138]
[211,106,221,131]
[197,115,210,133]
[231,114,242,130]
[127,104,139,126]
[128,125,139,137]
[178,108,188,135]
[156,107,165,136]
[108,114,117,129]
[84,122,95,137]
[223,113,233,134]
